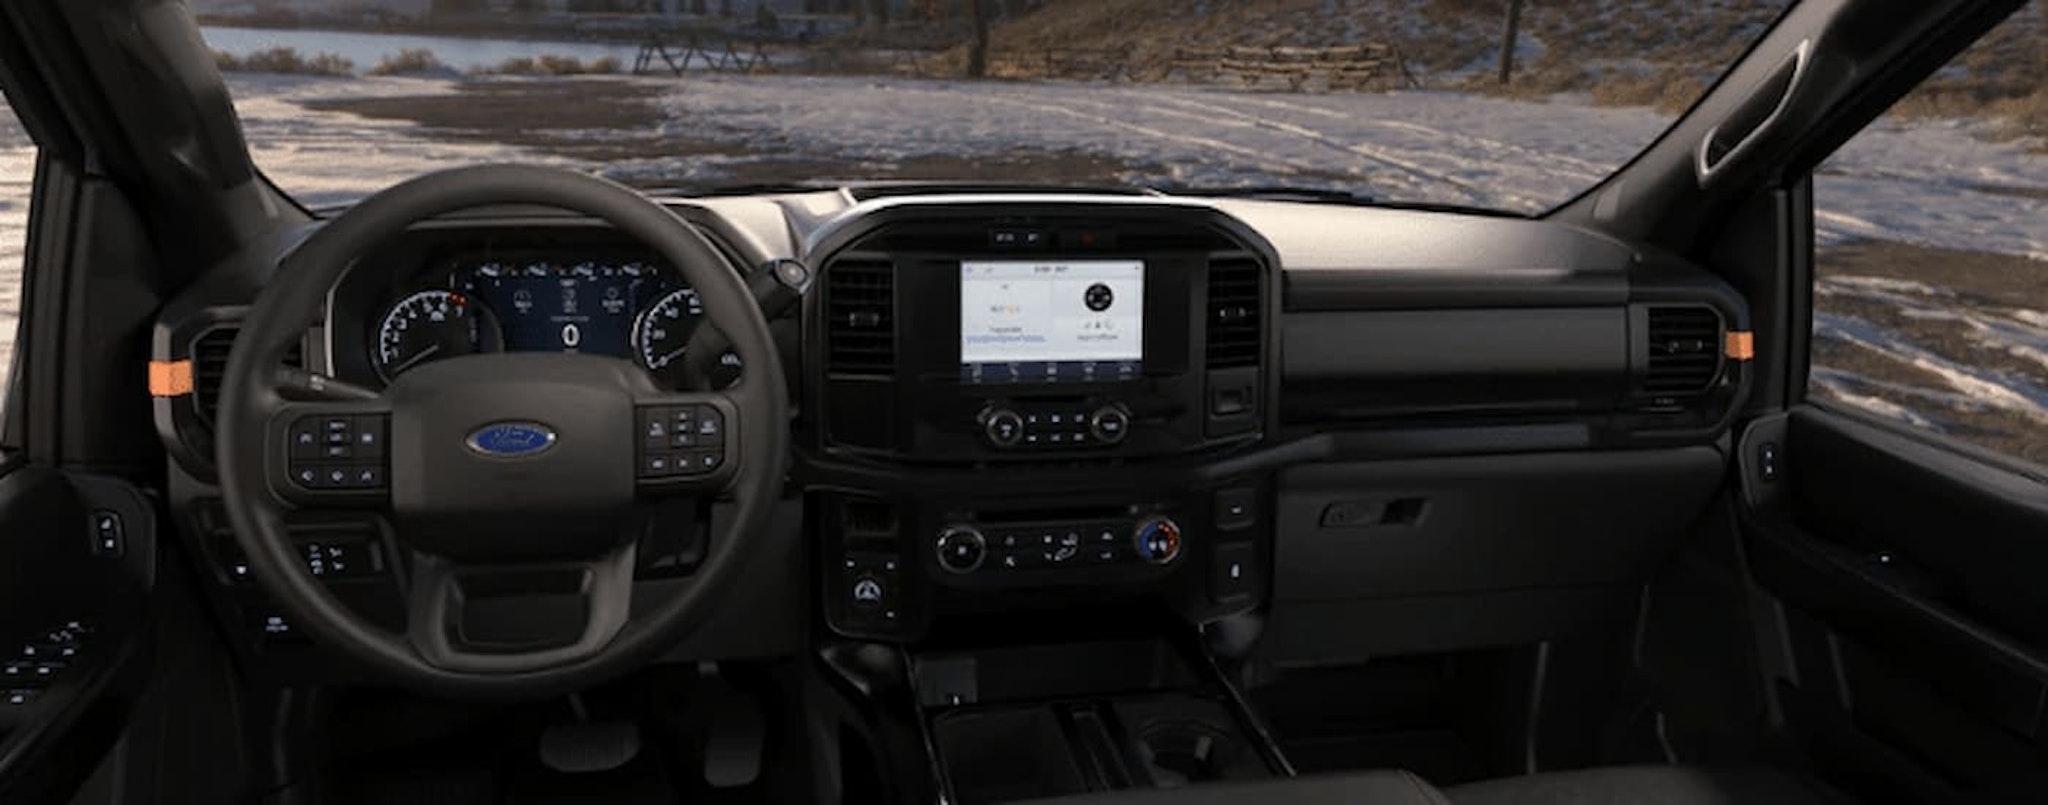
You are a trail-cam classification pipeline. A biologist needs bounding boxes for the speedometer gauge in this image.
[633,287,741,387]
[373,289,501,381]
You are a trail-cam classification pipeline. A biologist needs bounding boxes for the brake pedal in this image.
[699,661,765,788]
[539,721,643,774]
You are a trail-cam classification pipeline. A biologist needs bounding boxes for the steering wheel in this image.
[216,165,789,697]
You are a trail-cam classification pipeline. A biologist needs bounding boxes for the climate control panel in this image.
[977,402,1132,449]
[935,516,1181,577]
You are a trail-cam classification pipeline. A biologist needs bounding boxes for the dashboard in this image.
[328,231,742,391]
[147,189,1755,678]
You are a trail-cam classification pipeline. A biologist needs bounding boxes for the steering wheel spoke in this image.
[270,401,394,508]
[632,390,743,496]
[402,544,636,674]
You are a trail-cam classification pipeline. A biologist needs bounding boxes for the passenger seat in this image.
[1015,765,1855,805]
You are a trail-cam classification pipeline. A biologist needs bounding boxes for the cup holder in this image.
[1135,719,1255,787]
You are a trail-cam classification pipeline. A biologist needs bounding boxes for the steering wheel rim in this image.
[216,164,789,698]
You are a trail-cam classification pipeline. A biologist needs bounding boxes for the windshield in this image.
[196,1,1793,210]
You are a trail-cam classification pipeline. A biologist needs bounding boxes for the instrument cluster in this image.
[365,255,741,389]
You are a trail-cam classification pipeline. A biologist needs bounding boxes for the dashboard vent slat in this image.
[1638,306,1725,398]
[1205,255,1263,369]
[192,327,302,427]
[826,258,896,376]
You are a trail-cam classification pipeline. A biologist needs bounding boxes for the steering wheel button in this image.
[697,412,722,438]
[352,466,385,488]
[289,425,321,458]
[353,417,386,457]
[696,452,724,472]
[669,431,697,449]
[323,444,354,460]
[642,453,675,477]
[293,466,319,488]
[325,467,351,487]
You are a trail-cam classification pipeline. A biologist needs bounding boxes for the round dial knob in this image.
[1133,517,1182,565]
[983,408,1025,448]
[936,525,987,574]
[1089,405,1131,445]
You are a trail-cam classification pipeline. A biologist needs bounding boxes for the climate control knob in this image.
[982,408,1025,448]
[1133,517,1183,565]
[936,525,987,574]
[1089,405,1132,445]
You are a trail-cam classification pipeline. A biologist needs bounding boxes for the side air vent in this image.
[1639,306,1725,399]
[825,257,896,375]
[192,327,303,427]
[839,498,900,538]
[1205,255,1263,369]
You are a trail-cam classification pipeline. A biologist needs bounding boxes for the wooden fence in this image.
[1165,44,1418,91]
[852,43,1414,92]
[644,40,1419,93]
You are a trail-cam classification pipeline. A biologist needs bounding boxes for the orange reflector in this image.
[149,360,194,397]
[1725,331,1756,362]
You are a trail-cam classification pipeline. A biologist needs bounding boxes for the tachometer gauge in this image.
[633,287,741,387]
[373,289,500,381]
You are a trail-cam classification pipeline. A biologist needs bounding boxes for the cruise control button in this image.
[324,467,351,488]
[697,409,723,439]
[351,465,385,488]
[293,466,319,488]
[289,422,322,458]
[641,415,669,447]
[354,416,386,457]
[3,689,37,707]
[694,452,724,472]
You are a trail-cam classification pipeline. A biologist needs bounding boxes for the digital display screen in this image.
[453,261,670,357]
[960,259,1144,384]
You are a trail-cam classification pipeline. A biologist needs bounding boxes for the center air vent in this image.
[825,257,896,375]
[1638,306,1725,399]
[1205,255,1263,369]
[192,327,302,427]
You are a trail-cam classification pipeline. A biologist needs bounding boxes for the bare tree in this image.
[1497,0,1524,86]
[966,0,990,77]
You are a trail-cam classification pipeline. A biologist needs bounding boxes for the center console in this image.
[800,202,1279,642]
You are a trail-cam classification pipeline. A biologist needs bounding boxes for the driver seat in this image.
[1017,765,1856,805]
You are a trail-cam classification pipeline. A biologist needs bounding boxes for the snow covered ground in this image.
[3,73,2047,452]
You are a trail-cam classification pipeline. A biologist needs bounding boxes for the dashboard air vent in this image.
[192,327,302,427]
[826,257,895,375]
[1205,255,1262,369]
[1639,306,1725,398]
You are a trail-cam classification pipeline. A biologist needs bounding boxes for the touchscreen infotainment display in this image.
[960,259,1144,384]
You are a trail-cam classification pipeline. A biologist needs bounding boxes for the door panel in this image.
[0,464,157,804]
[1738,407,2048,804]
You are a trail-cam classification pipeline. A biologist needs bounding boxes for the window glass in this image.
[1809,2,2048,462]
[0,94,29,412]
[195,1,1788,214]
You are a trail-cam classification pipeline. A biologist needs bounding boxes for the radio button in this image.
[1090,406,1132,445]
[983,408,1025,448]
[936,526,987,574]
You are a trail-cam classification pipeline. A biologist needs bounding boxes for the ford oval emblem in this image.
[465,422,558,458]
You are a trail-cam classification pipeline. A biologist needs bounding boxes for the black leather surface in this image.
[1015,767,1853,805]
[1448,767,1855,805]
[1012,770,1453,805]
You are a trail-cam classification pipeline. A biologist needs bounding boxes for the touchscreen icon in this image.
[1085,283,1114,312]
